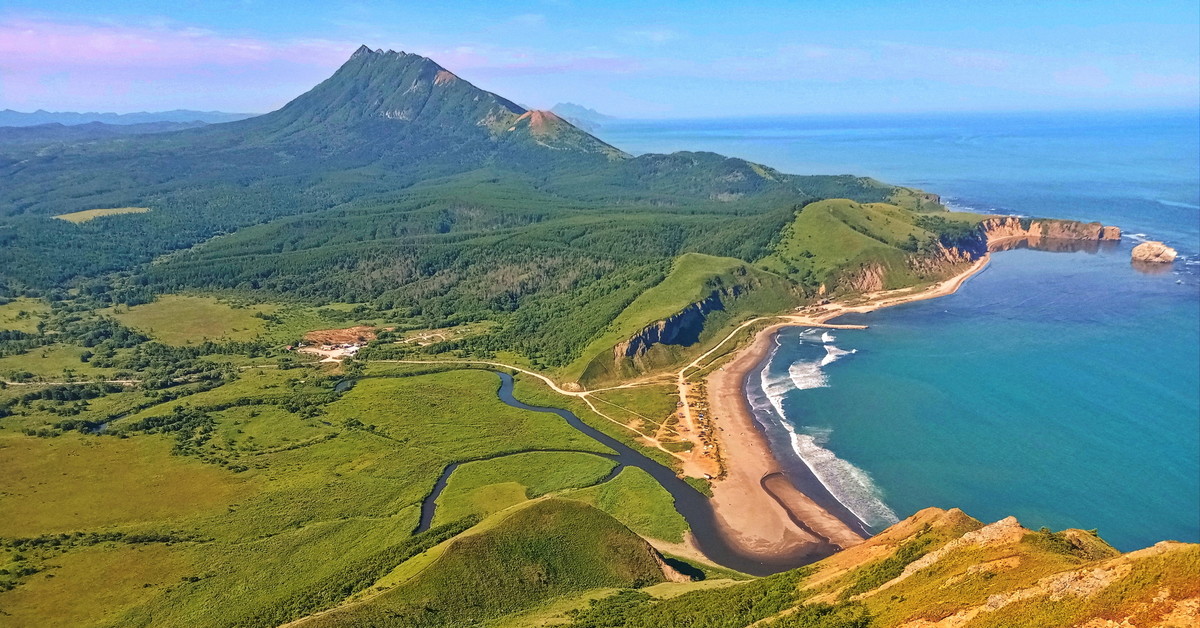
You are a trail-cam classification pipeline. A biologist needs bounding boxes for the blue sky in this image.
[1,1,1197,116]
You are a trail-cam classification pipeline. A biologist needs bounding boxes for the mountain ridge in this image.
[0,108,255,127]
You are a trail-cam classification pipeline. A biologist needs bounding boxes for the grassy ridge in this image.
[759,199,988,291]
[571,253,796,386]
[296,499,667,628]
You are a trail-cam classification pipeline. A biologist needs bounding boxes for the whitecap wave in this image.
[755,328,898,529]
[1155,199,1200,210]
[781,421,900,528]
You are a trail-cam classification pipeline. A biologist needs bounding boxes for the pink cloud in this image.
[0,17,354,71]
[0,16,645,110]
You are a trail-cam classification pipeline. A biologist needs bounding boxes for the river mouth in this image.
[413,370,840,576]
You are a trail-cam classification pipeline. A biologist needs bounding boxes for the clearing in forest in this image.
[53,207,151,223]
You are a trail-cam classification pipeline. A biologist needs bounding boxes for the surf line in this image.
[748,328,896,537]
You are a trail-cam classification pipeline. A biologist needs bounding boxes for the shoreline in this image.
[704,256,992,562]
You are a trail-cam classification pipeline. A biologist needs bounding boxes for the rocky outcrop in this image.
[838,264,887,293]
[1131,241,1178,264]
[652,549,696,583]
[980,216,1121,246]
[615,288,738,360]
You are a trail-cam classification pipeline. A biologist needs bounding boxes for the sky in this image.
[1,1,1197,117]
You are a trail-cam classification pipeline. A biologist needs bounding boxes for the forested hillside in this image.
[0,46,942,368]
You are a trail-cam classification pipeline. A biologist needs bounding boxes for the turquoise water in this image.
[598,111,1200,550]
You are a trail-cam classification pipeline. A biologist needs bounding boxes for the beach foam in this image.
[756,329,899,529]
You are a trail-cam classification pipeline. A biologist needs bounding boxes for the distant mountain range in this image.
[0,121,210,145]
[550,102,615,131]
[0,109,257,127]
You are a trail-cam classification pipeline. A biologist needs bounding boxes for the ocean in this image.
[596,110,1200,551]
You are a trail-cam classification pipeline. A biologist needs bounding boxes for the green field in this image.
[0,366,649,627]
[110,295,274,344]
[0,298,49,333]
[52,207,151,223]
[433,451,617,526]
[0,343,122,381]
[571,467,689,543]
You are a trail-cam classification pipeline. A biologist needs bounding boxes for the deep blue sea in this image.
[597,110,1200,550]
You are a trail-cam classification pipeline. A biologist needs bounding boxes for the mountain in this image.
[0,109,255,127]
[0,45,933,366]
[233,46,625,160]
[0,120,208,145]
[551,102,616,131]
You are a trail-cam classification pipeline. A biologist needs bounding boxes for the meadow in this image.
[0,298,48,334]
[52,207,151,223]
[0,334,683,627]
[110,295,274,345]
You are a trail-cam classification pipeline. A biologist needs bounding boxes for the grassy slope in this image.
[568,252,796,386]
[432,451,617,526]
[562,253,749,380]
[759,199,988,291]
[295,499,667,628]
[569,467,689,543]
[545,508,1200,628]
[0,298,49,334]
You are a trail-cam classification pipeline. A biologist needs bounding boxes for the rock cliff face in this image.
[827,216,1121,296]
[614,288,739,360]
[980,216,1121,245]
[1131,241,1178,264]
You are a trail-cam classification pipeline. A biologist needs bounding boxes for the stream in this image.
[414,371,838,576]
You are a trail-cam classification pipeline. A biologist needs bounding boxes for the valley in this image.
[0,45,1194,628]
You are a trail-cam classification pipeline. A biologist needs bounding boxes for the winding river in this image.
[415,371,837,576]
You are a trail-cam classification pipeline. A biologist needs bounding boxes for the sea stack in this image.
[1131,241,1178,264]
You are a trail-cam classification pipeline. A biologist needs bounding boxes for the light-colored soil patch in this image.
[303,326,377,345]
[53,207,150,223]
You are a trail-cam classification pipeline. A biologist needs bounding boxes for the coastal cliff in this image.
[614,288,738,361]
[980,216,1122,244]
[829,215,1122,295]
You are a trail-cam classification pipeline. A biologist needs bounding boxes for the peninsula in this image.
[0,46,1194,628]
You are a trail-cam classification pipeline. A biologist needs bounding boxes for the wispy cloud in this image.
[0,15,360,110]
[621,28,680,45]
[505,13,546,27]
[0,16,353,71]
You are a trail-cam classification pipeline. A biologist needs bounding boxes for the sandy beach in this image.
[703,256,992,562]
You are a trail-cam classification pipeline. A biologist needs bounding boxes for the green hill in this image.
[759,199,989,294]
[293,499,671,628]
[566,252,796,386]
[533,508,1200,628]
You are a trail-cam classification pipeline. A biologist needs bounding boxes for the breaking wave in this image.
[756,330,899,529]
